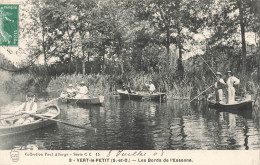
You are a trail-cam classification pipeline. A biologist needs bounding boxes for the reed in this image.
[46,71,212,100]
[47,73,112,96]
[4,68,260,104]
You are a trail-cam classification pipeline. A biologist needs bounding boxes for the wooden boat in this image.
[65,96,104,105]
[117,89,167,102]
[207,93,252,111]
[60,92,104,105]
[0,105,60,136]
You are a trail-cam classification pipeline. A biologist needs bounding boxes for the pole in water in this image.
[198,55,217,79]
[190,84,214,102]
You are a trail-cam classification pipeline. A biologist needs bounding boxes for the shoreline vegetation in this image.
[1,66,259,108]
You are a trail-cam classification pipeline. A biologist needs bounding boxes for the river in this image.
[0,94,259,150]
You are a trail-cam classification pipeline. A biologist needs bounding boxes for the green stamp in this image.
[0,4,19,46]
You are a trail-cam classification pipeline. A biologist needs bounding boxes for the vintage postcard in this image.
[0,0,259,164]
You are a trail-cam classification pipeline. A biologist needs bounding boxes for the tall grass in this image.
[4,68,260,103]
[47,72,212,100]
[47,74,112,96]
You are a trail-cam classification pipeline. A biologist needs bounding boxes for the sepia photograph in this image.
[0,0,259,164]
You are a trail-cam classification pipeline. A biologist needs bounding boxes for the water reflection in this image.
[0,96,259,150]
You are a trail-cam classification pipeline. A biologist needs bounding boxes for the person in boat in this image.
[76,81,89,98]
[60,90,68,98]
[122,82,132,93]
[146,80,156,94]
[66,84,77,98]
[214,72,226,103]
[226,70,240,104]
[13,92,38,125]
[122,83,127,91]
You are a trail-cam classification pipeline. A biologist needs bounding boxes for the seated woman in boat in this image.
[66,84,77,98]
[145,80,156,94]
[226,70,240,104]
[75,81,89,98]
[214,72,226,103]
[60,90,68,98]
[14,92,38,125]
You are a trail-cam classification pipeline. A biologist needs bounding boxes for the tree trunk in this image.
[75,57,78,74]
[166,27,170,68]
[238,0,247,75]
[68,45,72,74]
[82,60,85,75]
[120,60,124,75]
[178,45,182,60]
[42,28,49,74]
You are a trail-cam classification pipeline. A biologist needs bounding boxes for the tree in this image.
[206,0,260,75]
[135,0,208,78]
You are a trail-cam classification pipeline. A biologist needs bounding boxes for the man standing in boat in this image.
[14,92,38,124]
[226,70,240,104]
[76,81,89,98]
[214,72,226,103]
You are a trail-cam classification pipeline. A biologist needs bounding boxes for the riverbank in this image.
[46,72,260,103]
[2,70,259,104]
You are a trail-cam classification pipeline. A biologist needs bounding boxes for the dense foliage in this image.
[0,0,259,100]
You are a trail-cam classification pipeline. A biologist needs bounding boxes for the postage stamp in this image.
[0,4,19,46]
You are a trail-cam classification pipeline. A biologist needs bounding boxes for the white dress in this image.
[148,84,156,93]
[226,76,240,104]
[76,86,89,98]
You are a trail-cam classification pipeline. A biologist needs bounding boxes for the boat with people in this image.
[61,91,104,105]
[61,82,104,105]
[207,93,253,111]
[0,105,60,136]
[117,89,167,102]
[65,96,105,105]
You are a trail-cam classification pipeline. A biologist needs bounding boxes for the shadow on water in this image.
[1,94,260,150]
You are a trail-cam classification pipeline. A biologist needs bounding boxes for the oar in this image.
[0,113,14,115]
[0,115,16,120]
[23,112,90,130]
[190,55,218,102]
[190,84,214,102]
[0,112,22,120]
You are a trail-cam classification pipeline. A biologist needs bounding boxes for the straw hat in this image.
[216,72,222,75]
[80,81,85,85]
[226,71,233,76]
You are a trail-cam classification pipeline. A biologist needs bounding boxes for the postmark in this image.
[0,4,19,46]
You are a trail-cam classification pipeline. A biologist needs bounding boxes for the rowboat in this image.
[0,105,60,136]
[207,93,252,111]
[65,96,104,105]
[60,92,104,105]
[117,89,167,102]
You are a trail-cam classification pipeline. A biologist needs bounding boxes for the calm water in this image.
[0,94,260,150]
